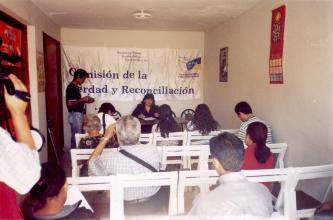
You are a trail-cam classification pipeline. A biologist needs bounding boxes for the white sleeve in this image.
[0,128,41,194]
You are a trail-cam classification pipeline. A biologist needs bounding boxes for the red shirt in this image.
[242,144,275,190]
[0,182,23,219]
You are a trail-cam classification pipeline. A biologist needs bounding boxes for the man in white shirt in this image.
[88,115,160,201]
[234,101,273,143]
[188,132,273,218]
[0,74,41,219]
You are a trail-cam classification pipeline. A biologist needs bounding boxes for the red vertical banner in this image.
[269,5,286,84]
[0,20,22,67]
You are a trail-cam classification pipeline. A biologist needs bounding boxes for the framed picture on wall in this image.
[219,47,228,82]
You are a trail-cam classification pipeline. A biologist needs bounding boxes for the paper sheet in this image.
[64,185,94,213]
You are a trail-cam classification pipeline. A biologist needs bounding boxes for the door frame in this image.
[43,32,64,160]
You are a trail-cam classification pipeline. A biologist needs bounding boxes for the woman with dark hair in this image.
[96,102,117,134]
[187,104,220,135]
[243,122,275,170]
[132,93,159,119]
[152,105,181,145]
[22,163,94,220]
[132,93,159,133]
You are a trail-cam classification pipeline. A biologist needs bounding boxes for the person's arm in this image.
[67,96,92,107]
[89,124,116,159]
[1,74,41,194]
[132,104,145,119]
[153,105,159,118]
[5,74,35,149]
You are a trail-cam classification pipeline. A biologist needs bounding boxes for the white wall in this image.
[61,28,204,148]
[204,0,333,199]
[0,0,61,162]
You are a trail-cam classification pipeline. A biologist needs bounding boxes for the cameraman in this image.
[0,74,41,219]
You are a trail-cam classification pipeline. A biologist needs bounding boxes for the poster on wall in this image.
[0,20,22,67]
[219,47,228,82]
[36,51,45,92]
[62,46,202,101]
[269,5,286,84]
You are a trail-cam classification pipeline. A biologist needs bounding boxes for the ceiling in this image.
[30,0,262,31]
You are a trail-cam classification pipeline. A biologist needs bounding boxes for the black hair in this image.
[141,93,155,106]
[234,101,253,115]
[246,122,271,164]
[98,102,116,114]
[209,132,244,172]
[192,104,219,135]
[73,68,89,79]
[22,163,66,216]
[157,104,180,138]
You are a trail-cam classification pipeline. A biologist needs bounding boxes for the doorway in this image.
[43,33,63,163]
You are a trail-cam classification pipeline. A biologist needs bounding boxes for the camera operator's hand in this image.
[4,74,35,150]
[4,74,28,115]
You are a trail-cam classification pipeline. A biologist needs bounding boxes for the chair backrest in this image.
[267,143,288,168]
[139,133,153,145]
[67,175,112,191]
[291,164,333,219]
[111,171,179,219]
[220,128,240,135]
[152,131,187,146]
[181,109,195,120]
[186,130,221,145]
[75,133,87,148]
[177,168,296,219]
[157,145,210,170]
[68,175,118,219]
[185,129,239,146]
[70,148,117,177]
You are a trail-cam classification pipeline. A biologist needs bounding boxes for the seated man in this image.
[88,115,161,202]
[188,132,273,218]
[234,101,273,143]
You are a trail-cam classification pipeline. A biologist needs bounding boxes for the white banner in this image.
[62,46,202,101]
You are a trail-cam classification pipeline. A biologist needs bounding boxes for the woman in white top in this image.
[96,102,117,134]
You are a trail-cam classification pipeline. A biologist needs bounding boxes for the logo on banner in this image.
[178,56,201,78]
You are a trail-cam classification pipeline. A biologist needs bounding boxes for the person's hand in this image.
[86,96,94,103]
[154,112,159,118]
[138,113,145,119]
[104,123,116,139]
[316,201,333,214]
[4,74,28,116]
[82,96,92,103]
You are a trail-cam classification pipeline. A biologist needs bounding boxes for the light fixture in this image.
[132,9,152,20]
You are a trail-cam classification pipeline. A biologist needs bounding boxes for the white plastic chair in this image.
[177,168,296,219]
[111,171,179,220]
[267,143,288,168]
[139,133,153,145]
[157,145,210,170]
[152,131,187,146]
[70,148,117,177]
[290,164,333,220]
[75,133,87,148]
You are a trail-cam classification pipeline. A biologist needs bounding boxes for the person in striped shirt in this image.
[234,101,273,144]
